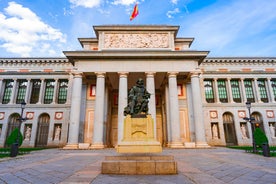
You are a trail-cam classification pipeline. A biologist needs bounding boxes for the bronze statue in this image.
[124,78,151,116]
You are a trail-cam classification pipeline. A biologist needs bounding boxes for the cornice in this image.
[0,58,69,64]
[203,57,276,64]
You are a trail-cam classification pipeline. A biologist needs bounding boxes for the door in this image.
[35,114,50,147]
[223,112,237,145]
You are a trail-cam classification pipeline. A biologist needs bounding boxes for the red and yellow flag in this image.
[130,3,139,21]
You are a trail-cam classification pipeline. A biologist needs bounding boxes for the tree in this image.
[254,127,268,147]
[6,128,23,147]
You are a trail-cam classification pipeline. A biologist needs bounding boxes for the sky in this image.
[0,0,276,58]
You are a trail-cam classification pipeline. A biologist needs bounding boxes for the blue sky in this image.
[0,0,276,57]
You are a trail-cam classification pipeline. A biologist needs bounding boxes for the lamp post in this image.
[10,101,27,157]
[244,101,257,153]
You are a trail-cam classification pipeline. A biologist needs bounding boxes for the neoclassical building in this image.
[0,25,275,149]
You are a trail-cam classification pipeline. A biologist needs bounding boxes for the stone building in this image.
[0,25,275,148]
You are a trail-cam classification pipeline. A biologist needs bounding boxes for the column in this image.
[37,79,45,104]
[0,79,3,104]
[240,78,247,103]
[213,78,220,103]
[227,78,234,103]
[267,78,275,103]
[165,84,171,144]
[191,70,209,147]
[168,72,183,148]
[117,72,128,145]
[64,72,82,149]
[254,78,261,103]
[51,78,59,104]
[9,79,17,104]
[91,73,106,149]
[24,79,31,103]
[146,72,157,138]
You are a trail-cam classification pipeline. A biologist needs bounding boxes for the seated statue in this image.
[124,78,151,116]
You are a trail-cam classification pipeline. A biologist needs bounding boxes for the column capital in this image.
[117,72,129,77]
[95,72,106,78]
[190,69,202,78]
[72,72,83,78]
[167,72,178,77]
[145,72,156,77]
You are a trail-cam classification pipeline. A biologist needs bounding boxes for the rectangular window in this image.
[257,79,268,103]
[30,80,41,104]
[204,80,215,103]
[244,79,255,102]
[44,79,55,104]
[230,79,241,103]
[2,80,14,104]
[16,80,27,104]
[271,79,276,101]
[217,79,228,103]
[57,79,68,104]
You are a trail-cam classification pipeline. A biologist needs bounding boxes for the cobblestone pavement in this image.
[0,147,275,184]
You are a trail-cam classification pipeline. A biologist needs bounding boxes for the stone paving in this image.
[0,147,275,184]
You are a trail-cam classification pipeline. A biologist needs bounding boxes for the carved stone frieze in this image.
[103,33,169,49]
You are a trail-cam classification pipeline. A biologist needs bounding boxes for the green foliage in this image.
[6,128,23,147]
[254,128,268,147]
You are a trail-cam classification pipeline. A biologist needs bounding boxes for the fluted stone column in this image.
[0,79,3,104]
[9,79,17,104]
[24,79,31,103]
[91,72,106,149]
[64,72,83,149]
[254,78,261,102]
[168,72,183,148]
[38,79,45,104]
[191,70,209,148]
[241,78,247,103]
[267,78,275,102]
[213,78,220,103]
[117,72,128,145]
[146,72,157,138]
[227,78,234,103]
[165,84,171,144]
[51,78,59,104]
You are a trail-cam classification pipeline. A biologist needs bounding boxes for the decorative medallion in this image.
[55,112,63,120]
[26,112,34,120]
[266,110,274,118]
[210,111,218,119]
[0,112,4,120]
[238,110,246,118]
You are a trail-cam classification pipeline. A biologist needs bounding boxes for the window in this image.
[57,79,68,104]
[230,80,241,103]
[44,80,55,104]
[2,80,14,104]
[257,79,268,103]
[204,80,215,103]
[271,79,276,101]
[217,79,228,103]
[244,79,255,102]
[16,80,27,104]
[30,80,41,104]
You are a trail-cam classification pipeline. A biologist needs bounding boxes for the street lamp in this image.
[10,101,27,157]
[243,101,257,153]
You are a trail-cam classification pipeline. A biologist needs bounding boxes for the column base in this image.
[184,142,196,148]
[167,141,185,148]
[63,144,79,150]
[89,143,105,149]
[196,142,211,148]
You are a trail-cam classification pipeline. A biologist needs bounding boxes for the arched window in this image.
[5,113,20,147]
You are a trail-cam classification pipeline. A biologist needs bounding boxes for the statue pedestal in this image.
[116,115,162,153]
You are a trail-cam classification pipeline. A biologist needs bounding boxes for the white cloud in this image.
[0,2,66,57]
[69,0,101,8]
[112,0,136,6]
[166,8,180,18]
[171,0,178,4]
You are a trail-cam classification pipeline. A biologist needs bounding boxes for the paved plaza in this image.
[0,147,275,184]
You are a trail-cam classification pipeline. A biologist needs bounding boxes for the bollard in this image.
[10,143,19,157]
[262,143,270,157]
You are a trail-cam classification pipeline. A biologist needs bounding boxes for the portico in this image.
[63,25,209,149]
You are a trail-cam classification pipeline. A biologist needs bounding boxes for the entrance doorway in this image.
[35,113,50,147]
[5,113,20,147]
[223,112,237,145]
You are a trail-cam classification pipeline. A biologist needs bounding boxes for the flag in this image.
[130,3,139,21]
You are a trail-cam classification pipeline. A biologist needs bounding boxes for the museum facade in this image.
[0,25,275,148]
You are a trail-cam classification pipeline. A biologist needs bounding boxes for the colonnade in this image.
[66,71,208,148]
